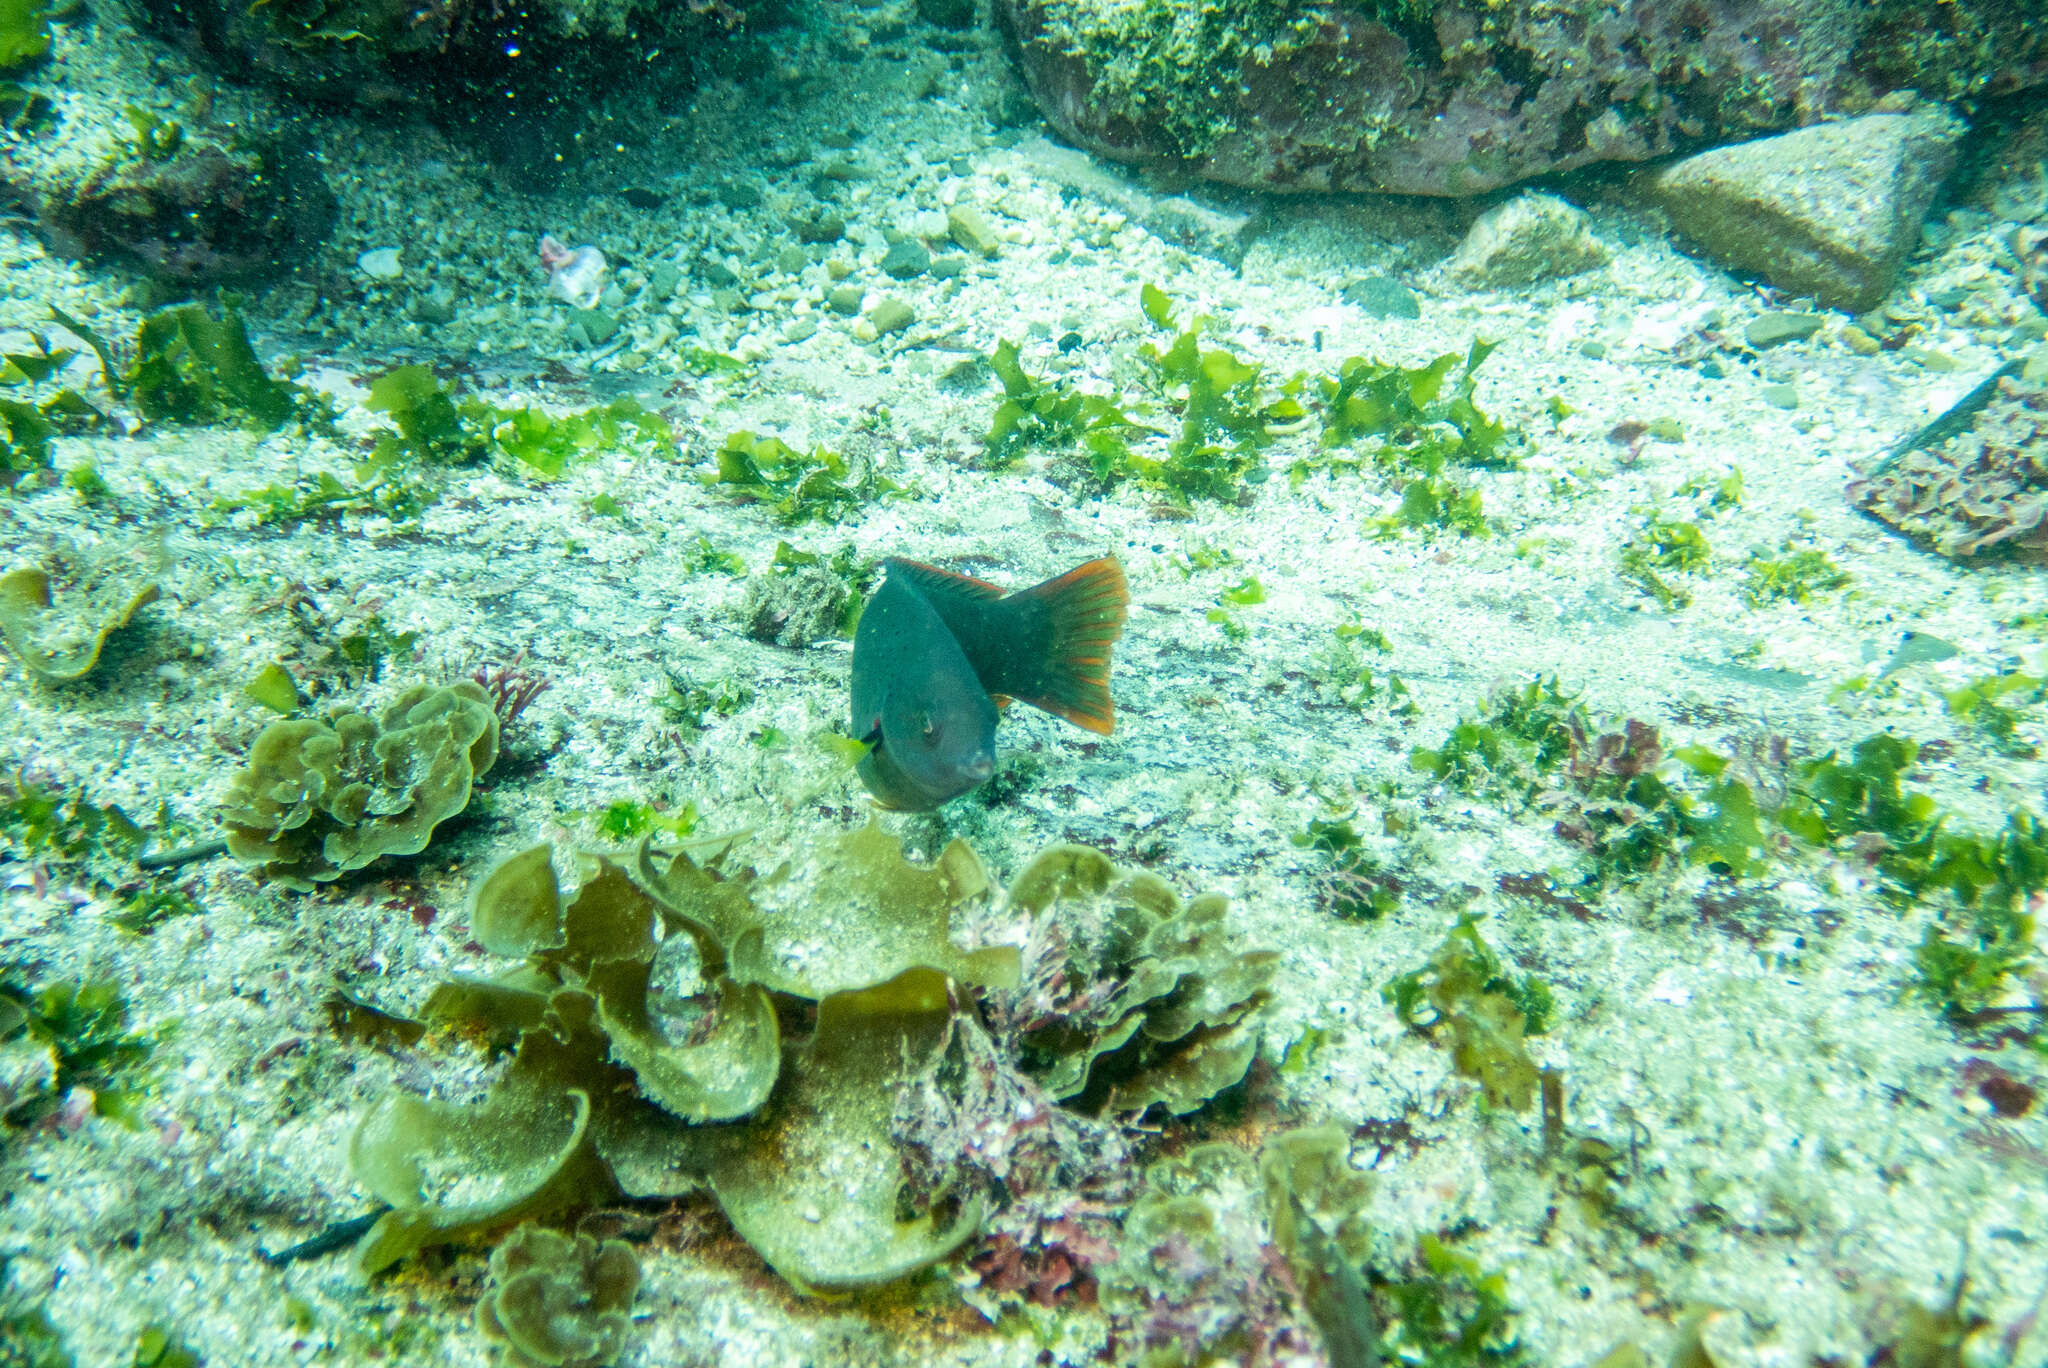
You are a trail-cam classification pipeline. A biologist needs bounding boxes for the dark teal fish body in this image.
[850,556,1128,810]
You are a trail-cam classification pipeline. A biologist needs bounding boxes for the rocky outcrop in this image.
[994,0,2047,197]
[1646,108,1965,312]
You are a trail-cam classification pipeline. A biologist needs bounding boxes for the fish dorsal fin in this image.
[1002,556,1128,735]
[885,557,1006,603]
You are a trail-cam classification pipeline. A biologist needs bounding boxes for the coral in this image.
[996,0,2045,197]
[0,533,167,683]
[218,680,500,890]
[350,824,1276,1294]
[475,1224,640,1368]
[1851,376,2048,564]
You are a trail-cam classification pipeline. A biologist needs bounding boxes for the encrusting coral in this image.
[344,823,1277,1296]
[218,681,499,890]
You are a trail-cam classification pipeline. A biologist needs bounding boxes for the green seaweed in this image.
[1293,815,1401,920]
[1411,677,1585,805]
[1382,914,1553,1110]
[1377,1234,1530,1368]
[982,339,1144,474]
[1134,317,1304,504]
[0,1301,69,1368]
[0,533,166,682]
[1944,670,2045,756]
[127,304,304,430]
[1618,515,1711,608]
[1741,543,1849,606]
[218,680,499,890]
[476,1225,640,1368]
[130,1326,198,1368]
[121,105,183,162]
[711,430,899,525]
[0,974,158,1129]
[0,0,51,70]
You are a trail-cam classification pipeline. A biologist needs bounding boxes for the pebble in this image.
[1840,324,1881,355]
[782,316,819,344]
[947,204,1000,256]
[869,297,916,335]
[776,245,809,275]
[358,247,404,280]
[793,212,845,244]
[1744,311,1827,348]
[827,284,865,315]
[929,255,966,280]
[1760,382,1800,410]
[717,180,763,210]
[881,239,931,279]
[1341,276,1420,319]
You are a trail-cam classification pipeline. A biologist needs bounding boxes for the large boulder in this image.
[994,0,2047,197]
[1646,108,1966,313]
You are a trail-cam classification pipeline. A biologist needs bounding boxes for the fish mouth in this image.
[958,752,994,784]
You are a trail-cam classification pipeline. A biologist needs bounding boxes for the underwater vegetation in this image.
[0,972,158,1130]
[218,680,499,890]
[712,430,900,525]
[1852,374,2048,564]
[0,532,165,682]
[474,1224,640,1368]
[342,825,1275,1302]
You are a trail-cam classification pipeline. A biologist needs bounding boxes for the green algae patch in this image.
[351,1082,613,1277]
[1005,843,1277,1114]
[1383,915,1553,1111]
[219,680,499,890]
[0,534,167,682]
[127,304,305,430]
[708,821,1020,1000]
[477,1224,640,1368]
[702,966,989,1293]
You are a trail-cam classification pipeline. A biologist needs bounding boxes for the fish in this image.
[849,555,1129,810]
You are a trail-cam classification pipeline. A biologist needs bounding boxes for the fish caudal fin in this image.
[1008,557,1128,734]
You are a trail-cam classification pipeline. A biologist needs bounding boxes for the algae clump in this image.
[476,1224,640,1368]
[348,823,1274,1294]
[0,534,167,682]
[219,680,499,890]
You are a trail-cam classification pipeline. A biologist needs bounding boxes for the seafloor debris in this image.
[1852,373,2048,563]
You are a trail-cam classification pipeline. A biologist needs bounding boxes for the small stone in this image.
[698,258,740,288]
[710,287,746,314]
[1760,382,1799,410]
[1744,311,1828,348]
[717,180,763,210]
[646,261,683,299]
[947,204,1000,256]
[1441,192,1609,289]
[827,284,864,315]
[792,212,845,245]
[929,255,966,279]
[569,307,619,346]
[1340,276,1420,319]
[1904,345,1958,372]
[1840,324,1881,355]
[1579,341,1607,359]
[776,245,810,275]
[782,316,819,344]
[357,247,404,280]
[826,258,853,280]
[411,289,456,325]
[881,239,931,278]
[851,318,879,343]
[869,297,916,335]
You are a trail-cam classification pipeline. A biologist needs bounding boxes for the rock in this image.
[1760,382,1800,410]
[1439,193,1607,289]
[1841,324,1881,355]
[827,284,865,315]
[993,0,2046,197]
[13,132,334,286]
[1647,110,1966,313]
[1340,277,1419,319]
[916,0,975,27]
[1744,312,1828,348]
[880,239,931,279]
[869,297,916,335]
[929,255,967,279]
[946,204,1001,256]
[792,211,845,245]
[717,180,764,210]
[358,246,404,280]
[998,135,1257,267]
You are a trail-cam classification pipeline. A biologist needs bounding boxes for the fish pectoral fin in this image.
[859,723,883,752]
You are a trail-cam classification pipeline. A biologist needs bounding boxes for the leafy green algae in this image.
[219,680,499,890]
[476,1224,639,1368]
[0,533,167,682]
[351,824,1274,1293]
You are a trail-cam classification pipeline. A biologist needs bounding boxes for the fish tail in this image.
[1010,557,1128,734]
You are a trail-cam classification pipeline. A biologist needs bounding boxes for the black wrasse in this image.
[850,556,1128,810]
